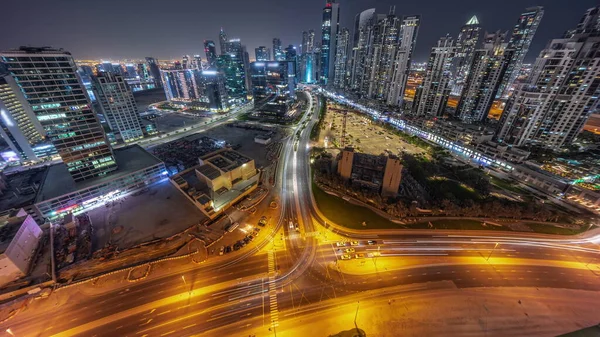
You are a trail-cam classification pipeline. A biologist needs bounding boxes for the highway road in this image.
[1,91,599,336]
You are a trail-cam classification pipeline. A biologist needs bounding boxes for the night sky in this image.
[1,0,596,63]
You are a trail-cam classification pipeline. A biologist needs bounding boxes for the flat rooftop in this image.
[196,164,221,180]
[0,215,26,254]
[0,167,47,212]
[36,145,162,202]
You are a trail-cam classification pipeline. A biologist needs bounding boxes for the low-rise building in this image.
[337,148,402,197]
[0,145,167,222]
[0,209,42,286]
[169,149,259,218]
[254,135,272,145]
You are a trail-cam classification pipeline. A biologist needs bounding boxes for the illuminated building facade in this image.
[0,72,46,161]
[450,15,482,96]
[497,6,600,149]
[413,35,455,116]
[273,38,284,61]
[255,46,270,62]
[251,61,295,116]
[204,40,218,67]
[216,53,246,101]
[320,0,340,85]
[456,30,513,123]
[145,57,162,87]
[92,72,145,143]
[349,8,376,93]
[1,47,117,182]
[333,27,349,89]
[387,15,420,106]
[202,70,229,112]
[497,6,544,98]
[161,69,202,102]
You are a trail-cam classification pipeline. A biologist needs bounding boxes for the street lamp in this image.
[486,243,499,261]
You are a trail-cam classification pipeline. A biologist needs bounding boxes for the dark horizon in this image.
[1,0,597,63]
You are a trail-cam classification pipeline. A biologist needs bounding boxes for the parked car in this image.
[367,240,377,245]
[340,254,351,260]
[350,241,359,246]
[225,246,232,253]
[219,246,225,256]
[354,253,365,259]
[345,248,355,253]
[336,242,346,247]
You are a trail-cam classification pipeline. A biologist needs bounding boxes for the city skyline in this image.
[1,0,596,63]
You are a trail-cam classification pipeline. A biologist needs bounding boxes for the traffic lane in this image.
[1,254,270,335]
[332,264,600,292]
[81,298,266,337]
[319,240,600,264]
[41,279,268,337]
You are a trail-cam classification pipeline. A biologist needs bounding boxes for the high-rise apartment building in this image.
[273,38,284,61]
[255,46,270,62]
[302,30,316,54]
[497,6,600,149]
[320,0,340,85]
[349,8,376,93]
[370,8,401,100]
[1,47,117,181]
[456,30,513,123]
[182,55,190,69]
[204,40,218,67]
[333,28,350,89]
[161,69,203,102]
[0,72,46,161]
[450,16,482,95]
[497,6,544,98]
[387,15,420,106]
[92,73,144,144]
[145,57,162,87]
[413,35,455,116]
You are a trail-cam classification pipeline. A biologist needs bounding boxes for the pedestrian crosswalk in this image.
[267,250,279,329]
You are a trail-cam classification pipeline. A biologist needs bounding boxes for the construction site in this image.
[316,102,427,158]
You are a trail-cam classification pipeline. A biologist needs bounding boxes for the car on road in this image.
[367,240,377,245]
[340,254,351,260]
[336,242,346,247]
[225,246,232,253]
[350,241,359,246]
[219,246,225,256]
[345,248,355,253]
[233,244,241,251]
[294,223,300,232]
[354,253,365,259]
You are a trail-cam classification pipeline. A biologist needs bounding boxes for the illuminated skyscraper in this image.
[0,71,46,161]
[92,73,144,144]
[182,55,190,69]
[333,28,350,89]
[413,35,455,116]
[1,46,117,181]
[387,15,420,106]
[497,6,600,149]
[202,69,229,112]
[273,38,284,61]
[255,46,270,62]
[349,8,376,92]
[204,40,218,67]
[216,53,246,100]
[145,57,162,87]
[320,0,340,85]
[161,69,203,101]
[219,28,228,54]
[497,6,544,98]
[456,30,512,123]
[450,15,482,95]
[302,30,316,54]
[251,61,295,116]
[370,8,401,100]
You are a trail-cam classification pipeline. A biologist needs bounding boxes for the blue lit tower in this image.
[320,0,340,85]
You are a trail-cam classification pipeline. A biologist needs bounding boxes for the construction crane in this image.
[329,107,348,148]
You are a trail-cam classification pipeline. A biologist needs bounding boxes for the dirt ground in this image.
[319,104,427,157]
[86,180,207,251]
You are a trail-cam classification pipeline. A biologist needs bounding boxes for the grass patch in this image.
[429,179,481,201]
[523,223,594,235]
[489,176,524,194]
[312,180,401,229]
[406,219,510,231]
